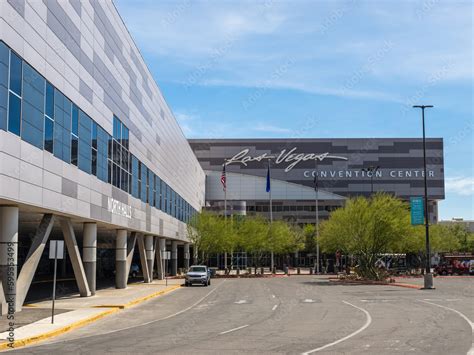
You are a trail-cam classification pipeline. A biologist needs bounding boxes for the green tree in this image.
[319,193,411,280]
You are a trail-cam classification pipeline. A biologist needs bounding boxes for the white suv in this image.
[185,265,211,287]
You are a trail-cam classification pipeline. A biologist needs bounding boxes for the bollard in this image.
[272,266,276,274]
[237,268,240,275]
[247,267,251,275]
[254,266,257,275]
[310,268,314,275]
[297,267,301,275]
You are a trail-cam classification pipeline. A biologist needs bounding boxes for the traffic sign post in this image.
[49,240,64,324]
[410,197,424,226]
[162,251,171,286]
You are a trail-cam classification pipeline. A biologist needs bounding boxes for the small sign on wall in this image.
[49,240,64,260]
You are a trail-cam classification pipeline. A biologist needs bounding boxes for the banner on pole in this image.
[410,197,424,225]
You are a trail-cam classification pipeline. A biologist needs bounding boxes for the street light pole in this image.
[362,165,380,195]
[413,104,434,290]
[314,159,320,274]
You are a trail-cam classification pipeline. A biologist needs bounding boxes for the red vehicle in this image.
[435,256,471,275]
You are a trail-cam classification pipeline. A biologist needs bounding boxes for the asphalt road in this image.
[10,276,474,354]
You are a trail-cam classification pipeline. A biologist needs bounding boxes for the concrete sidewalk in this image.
[0,279,183,350]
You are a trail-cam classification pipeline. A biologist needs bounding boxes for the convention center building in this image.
[189,138,445,225]
[0,0,205,312]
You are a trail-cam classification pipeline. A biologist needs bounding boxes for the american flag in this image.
[221,163,226,191]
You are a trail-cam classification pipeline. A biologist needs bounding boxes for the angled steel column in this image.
[156,238,166,280]
[170,241,178,276]
[16,214,55,309]
[115,229,128,289]
[125,232,137,279]
[137,234,151,283]
[0,206,19,314]
[82,223,97,295]
[145,235,155,281]
[59,218,91,297]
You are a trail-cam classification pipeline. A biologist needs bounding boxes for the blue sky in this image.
[115,0,473,220]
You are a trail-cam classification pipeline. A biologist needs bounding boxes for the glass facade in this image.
[0,41,196,223]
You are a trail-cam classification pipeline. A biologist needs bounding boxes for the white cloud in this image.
[445,177,474,196]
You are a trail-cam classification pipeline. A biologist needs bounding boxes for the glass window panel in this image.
[44,117,54,153]
[71,104,78,136]
[108,160,112,184]
[21,120,43,149]
[121,125,129,149]
[91,122,97,149]
[121,147,128,170]
[91,148,97,175]
[113,115,121,140]
[7,93,21,136]
[121,169,128,192]
[45,82,54,118]
[70,135,78,165]
[113,140,120,165]
[9,51,22,95]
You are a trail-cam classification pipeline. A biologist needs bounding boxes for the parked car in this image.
[185,265,211,286]
[129,264,140,278]
[469,260,474,275]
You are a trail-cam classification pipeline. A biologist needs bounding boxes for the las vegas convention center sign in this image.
[225,148,436,178]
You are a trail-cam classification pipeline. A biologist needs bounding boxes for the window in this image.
[0,42,8,131]
[44,117,54,153]
[78,110,91,173]
[91,122,97,175]
[45,82,54,119]
[71,104,78,136]
[141,164,147,203]
[131,155,139,198]
[52,90,71,163]
[7,94,20,136]
[21,64,45,149]
[9,51,22,96]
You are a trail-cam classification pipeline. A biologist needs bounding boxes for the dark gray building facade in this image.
[189,138,445,224]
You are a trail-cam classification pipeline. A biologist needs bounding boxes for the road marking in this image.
[303,299,315,303]
[272,294,276,298]
[234,300,248,304]
[27,280,227,348]
[272,304,278,311]
[301,301,372,354]
[219,324,249,335]
[418,300,474,355]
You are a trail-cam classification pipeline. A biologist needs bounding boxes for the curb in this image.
[0,308,118,351]
[94,284,182,309]
[0,284,182,351]
[328,279,422,290]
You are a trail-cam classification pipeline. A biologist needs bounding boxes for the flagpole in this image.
[315,158,320,274]
[268,159,274,274]
[223,159,228,271]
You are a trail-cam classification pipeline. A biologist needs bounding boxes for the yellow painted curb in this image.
[0,308,118,351]
[94,284,182,309]
[0,284,182,351]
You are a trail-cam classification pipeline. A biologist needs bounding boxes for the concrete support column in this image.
[16,214,55,309]
[170,241,178,276]
[145,235,155,282]
[0,207,18,314]
[115,230,128,289]
[184,243,190,271]
[156,238,166,280]
[83,223,97,295]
